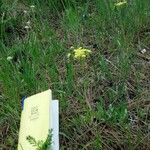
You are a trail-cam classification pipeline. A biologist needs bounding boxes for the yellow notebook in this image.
[18,89,52,150]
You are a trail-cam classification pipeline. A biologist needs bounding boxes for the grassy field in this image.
[0,0,150,149]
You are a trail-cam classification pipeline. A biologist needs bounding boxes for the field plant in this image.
[26,130,52,150]
[0,0,150,149]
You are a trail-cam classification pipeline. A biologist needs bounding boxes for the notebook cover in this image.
[18,89,52,150]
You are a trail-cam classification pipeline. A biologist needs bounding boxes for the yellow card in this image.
[18,89,52,150]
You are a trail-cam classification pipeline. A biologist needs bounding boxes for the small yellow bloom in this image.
[67,47,92,60]
[73,47,92,59]
[114,1,127,7]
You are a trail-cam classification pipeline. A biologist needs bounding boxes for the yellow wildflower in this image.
[73,47,92,59]
[67,47,92,60]
[114,1,127,7]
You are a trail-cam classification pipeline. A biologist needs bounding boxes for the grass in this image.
[0,0,150,149]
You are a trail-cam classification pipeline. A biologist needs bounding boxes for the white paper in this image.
[51,100,59,150]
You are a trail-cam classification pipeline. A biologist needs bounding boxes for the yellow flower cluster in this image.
[68,47,92,59]
[114,1,127,7]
